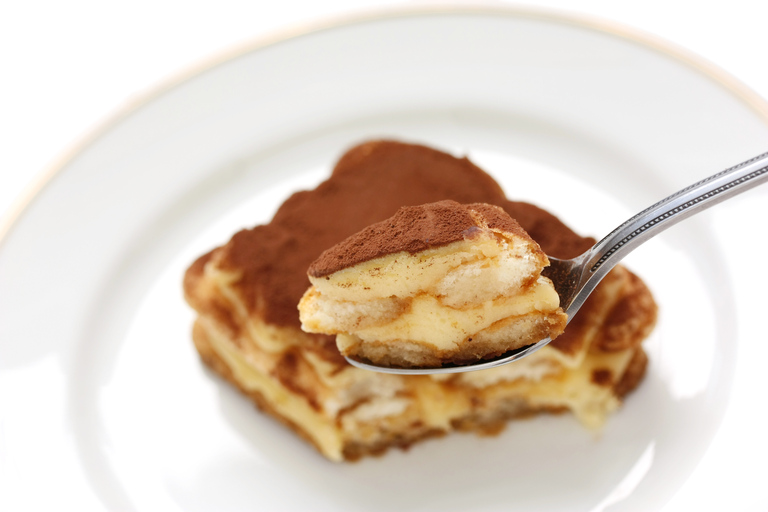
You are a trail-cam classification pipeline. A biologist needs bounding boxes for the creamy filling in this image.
[444,349,563,388]
[309,235,542,304]
[200,314,630,461]
[307,276,560,350]
[205,322,345,461]
[357,277,558,348]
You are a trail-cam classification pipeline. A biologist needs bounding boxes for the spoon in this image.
[346,151,768,375]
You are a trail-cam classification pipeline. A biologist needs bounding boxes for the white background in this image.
[2,1,767,510]
[2,0,768,217]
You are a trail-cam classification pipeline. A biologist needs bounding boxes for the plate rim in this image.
[1,4,767,247]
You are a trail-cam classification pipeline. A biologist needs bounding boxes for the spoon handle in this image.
[585,151,768,279]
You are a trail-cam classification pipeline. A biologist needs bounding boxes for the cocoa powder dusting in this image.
[308,200,534,277]
[212,140,593,328]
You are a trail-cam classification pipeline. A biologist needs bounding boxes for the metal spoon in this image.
[346,151,768,375]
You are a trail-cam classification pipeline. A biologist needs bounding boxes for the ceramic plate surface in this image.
[1,8,767,512]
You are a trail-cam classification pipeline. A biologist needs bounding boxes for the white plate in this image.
[1,7,767,512]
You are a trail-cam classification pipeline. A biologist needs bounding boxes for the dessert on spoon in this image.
[299,200,567,368]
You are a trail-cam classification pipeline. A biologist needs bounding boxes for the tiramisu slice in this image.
[183,140,657,461]
[299,200,567,368]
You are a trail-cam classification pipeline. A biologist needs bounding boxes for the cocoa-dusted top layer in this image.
[308,200,537,277]
[201,140,593,329]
